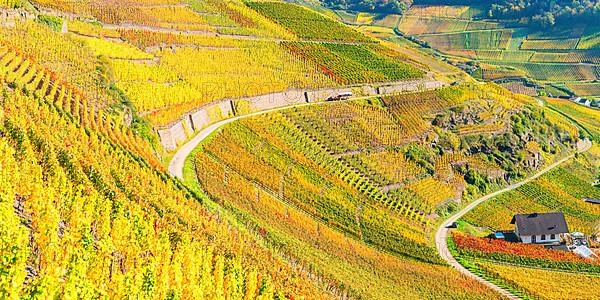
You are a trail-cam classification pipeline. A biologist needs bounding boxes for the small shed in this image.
[511,212,569,244]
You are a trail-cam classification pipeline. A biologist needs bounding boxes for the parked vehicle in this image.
[326,91,353,101]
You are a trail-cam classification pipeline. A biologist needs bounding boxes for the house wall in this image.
[519,234,561,244]
[520,235,532,243]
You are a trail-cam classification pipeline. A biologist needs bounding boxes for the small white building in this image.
[511,212,569,244]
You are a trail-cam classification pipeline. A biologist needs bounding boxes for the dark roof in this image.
[510,212,569,236]
[584,198,600,205]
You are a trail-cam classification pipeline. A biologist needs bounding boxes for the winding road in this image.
[168,96,369,179]
[435,138,592,299]
[167,92,592,299]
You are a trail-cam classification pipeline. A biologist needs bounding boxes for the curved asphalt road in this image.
[435,139,591,299]
[168,92,407,178]
[168,98,359,178]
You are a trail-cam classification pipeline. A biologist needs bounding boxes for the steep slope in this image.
[0,72,331,299]
[187,84,581,298]
[0,0,593,299]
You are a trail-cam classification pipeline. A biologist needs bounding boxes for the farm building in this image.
[511,212,569,244]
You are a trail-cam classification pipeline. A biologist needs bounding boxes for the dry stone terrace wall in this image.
[156,79,444,151]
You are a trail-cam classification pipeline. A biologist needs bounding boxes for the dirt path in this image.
[434,139,592,299]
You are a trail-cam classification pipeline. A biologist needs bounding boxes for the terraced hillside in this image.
[448,90,600,299]
[0,0,596,299]
[0,0,436,298]
[189,83,582,298]
[0,0,439,155]
[392,4,600,98]
[0,36,337,299]
[456,143,600,298]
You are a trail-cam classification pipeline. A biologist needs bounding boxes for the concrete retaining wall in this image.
[156,79,444,151]
[379,79,443,95]
[157,119,193,151]
[235,89,306,115]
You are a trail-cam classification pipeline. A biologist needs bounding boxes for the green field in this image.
[417,29,512,50]
[521,38,580,50]
[489,62,599,82]
[567,83,600,96]
[389,4,600,95]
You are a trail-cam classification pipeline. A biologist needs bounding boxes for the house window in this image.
[541,234,546,240]
[551,234,556,240]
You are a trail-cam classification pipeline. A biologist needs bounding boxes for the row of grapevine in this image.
[406,5,481,19]
[118,28,250,49]
[282,42,423,85]
[417,29,512,50]
[500,82,537,96]
[453,233,600,273]
[463,161,600,235]
[259,112,430,224]
[0,87,326,298]
[405,177,458,208]
[0,21,115,109]
[444,50,600,64]
[566,82,600,96]
[0,41,160,168]
[344,150,425,187]
[476,262,600,299]
[67,19,122,38]
[192,147,500,299]
[530,51,600,64]
[445,50,536,62]
[283,103,405,153]
[381,90,451,139]
[398,16,469,35]
[520,38,580,50]
[106,40,333,125]
[546,98,600,140]
[246,2,372,42]
[480,66,526,80]
[34,0,294,39]
[73,35,154,60]
[493,62,599,81]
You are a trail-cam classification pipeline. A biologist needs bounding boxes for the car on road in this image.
[326,91,353,101]
[446,222,458,229]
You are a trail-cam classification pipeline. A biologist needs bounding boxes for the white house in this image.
[511,212,569,244]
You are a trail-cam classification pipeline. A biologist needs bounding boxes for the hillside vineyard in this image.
[1,0,599,299]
